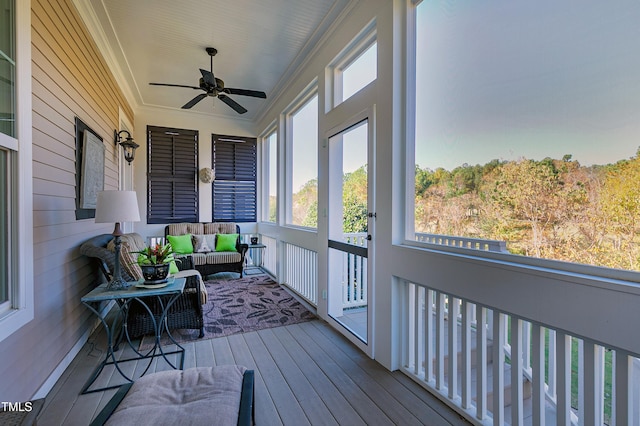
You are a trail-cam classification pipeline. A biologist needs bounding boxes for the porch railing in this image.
[282,242,317,306]
[261,235,277,276]
[416,232,508,253]
[400,281,639,426]
[342,233,368,309]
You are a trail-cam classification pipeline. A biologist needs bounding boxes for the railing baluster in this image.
[614,350,633,426]
[511,317,524,426]
[523,321,532,374]
[448,296,459,400]
[461,300,472,410]
[532,324,546,426]
[583,340,600,426]
[476,305,488,421]
[548,329,557,399]
[425,289,434,383]
[436,292,445,391]
[492,311,505,426]
[556,331,572,426]
[405,283,414,373]
[413,284,420,376]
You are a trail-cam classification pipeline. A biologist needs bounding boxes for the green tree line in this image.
[416,150,640,271]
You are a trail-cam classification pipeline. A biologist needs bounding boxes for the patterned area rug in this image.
[140,274,315,350]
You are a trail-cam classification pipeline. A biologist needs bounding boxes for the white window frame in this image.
[0,0,34,343]
[403,0,640,284]
[283,80,318,229]
[326,19,377,111]
[259,124,278,223]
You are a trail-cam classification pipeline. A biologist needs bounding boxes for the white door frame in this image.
[325,106,376,357]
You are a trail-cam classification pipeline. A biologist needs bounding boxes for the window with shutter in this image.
[212,134,257,222]
[147,126,199,224]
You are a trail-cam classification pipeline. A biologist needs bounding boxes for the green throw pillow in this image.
[215,233,238,252]
[169,260,179,274]
[167,234,193,254]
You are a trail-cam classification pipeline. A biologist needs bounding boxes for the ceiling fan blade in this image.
[150,82,202,90]
[224,88,267,98]
[218,94,247,114]
[182,93,208,109]
[199,68,216,87]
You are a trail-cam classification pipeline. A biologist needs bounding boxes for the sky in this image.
[415,0,640,170]
[287,0,640,191]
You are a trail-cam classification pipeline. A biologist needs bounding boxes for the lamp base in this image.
[107,230,130,291]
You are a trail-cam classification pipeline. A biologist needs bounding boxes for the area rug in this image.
[139,274,315,350]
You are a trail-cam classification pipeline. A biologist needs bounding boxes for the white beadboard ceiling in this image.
[79,0,352,120]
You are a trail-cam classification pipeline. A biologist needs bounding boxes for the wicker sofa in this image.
[164,222,249,278]
[79,233,205,338]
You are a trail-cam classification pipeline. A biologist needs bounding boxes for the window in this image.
[329,21,377,108]
[0,0,15,138]
[287,91,318,228]
[147,126,199,224]
[0,0,14,312]
[263,131,277,222]
[0,149,8,311]
[341,42,376,101]
[410,0,640,273]
[0,0,33,342]
[212,134,257,222]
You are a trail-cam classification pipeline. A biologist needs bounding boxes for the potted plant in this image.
[134,243,174,284]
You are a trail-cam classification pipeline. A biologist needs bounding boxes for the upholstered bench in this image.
[165,223,249,278]
[90,366,254,426]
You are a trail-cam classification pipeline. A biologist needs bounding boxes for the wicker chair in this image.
[80,234,205,339]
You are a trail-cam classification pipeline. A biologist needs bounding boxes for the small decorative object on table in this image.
[134,243,174,285]
[250,237,258,245]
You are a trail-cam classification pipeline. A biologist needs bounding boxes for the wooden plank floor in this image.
[39,319,471,425]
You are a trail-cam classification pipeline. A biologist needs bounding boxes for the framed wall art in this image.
[75,117,104,219]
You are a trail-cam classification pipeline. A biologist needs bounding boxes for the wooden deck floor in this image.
[39,319,471,425]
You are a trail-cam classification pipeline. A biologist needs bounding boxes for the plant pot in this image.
[139,263,171,285]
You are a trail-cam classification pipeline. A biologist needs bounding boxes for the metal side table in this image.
[80,277,186,394]
[245,243,266,275]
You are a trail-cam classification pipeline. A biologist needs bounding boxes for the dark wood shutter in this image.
[147,126,199,224]
[212,134,257,222]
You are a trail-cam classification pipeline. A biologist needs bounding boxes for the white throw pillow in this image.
[193,234,216,253]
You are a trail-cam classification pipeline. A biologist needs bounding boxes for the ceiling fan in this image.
[149,47,267,114]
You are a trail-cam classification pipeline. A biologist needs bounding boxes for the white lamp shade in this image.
[95,190,141,223]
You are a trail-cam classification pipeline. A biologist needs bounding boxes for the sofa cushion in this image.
[193,234,216,253]
[204,222,237,234]
[105,366,247,426]
[167,234,194,254]
[167,223,204,236]
[107,233,145,281]
[216,233,238,252]
[183,252,242,266]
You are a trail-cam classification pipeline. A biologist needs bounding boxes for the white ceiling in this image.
[79,0,352,120]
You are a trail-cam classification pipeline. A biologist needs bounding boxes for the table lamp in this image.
[95,190,141,290]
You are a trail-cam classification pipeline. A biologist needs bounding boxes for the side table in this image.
[80,277,186,394]
[245,243,266,275]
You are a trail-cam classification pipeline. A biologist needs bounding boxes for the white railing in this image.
[416,232,508,253]
[342,233,368,309]
[261,235,277,276]
[283,242,317,306]
[401,281,639,426]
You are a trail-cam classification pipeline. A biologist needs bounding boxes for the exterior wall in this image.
[132,106,257,239]
[0,0,133,400]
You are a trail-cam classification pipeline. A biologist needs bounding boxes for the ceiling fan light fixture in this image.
[148,46,267,114]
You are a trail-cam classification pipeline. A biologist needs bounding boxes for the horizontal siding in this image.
[0,0,134,401]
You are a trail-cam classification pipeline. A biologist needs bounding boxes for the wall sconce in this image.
[114,130,139,165]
